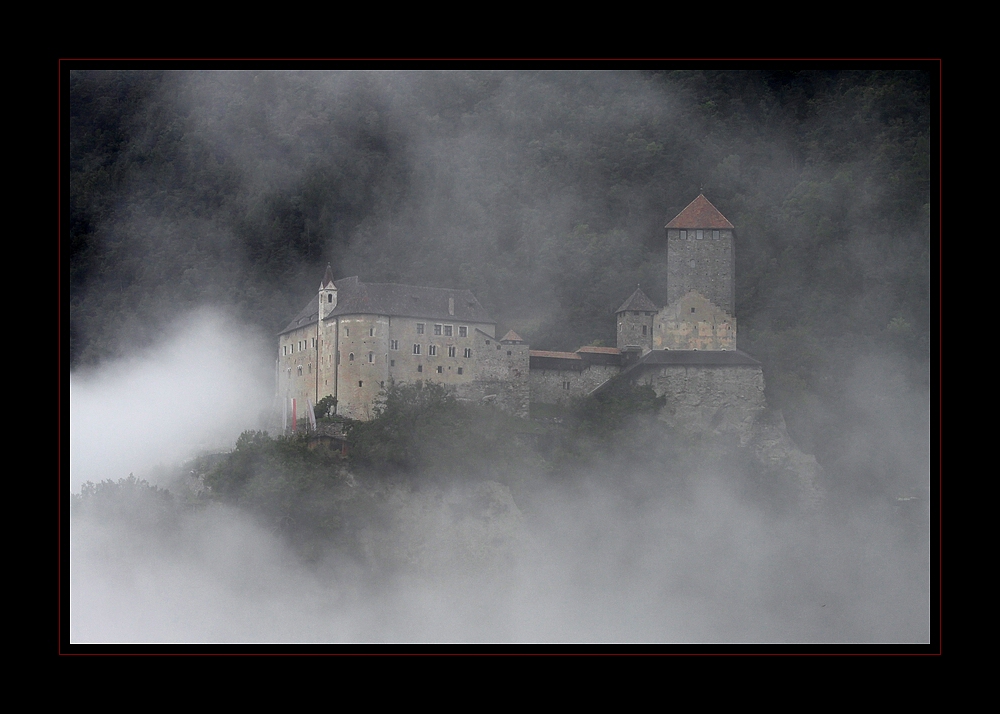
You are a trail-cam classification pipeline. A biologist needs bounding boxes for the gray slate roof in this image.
[638,349,760,366]
[615,287,659,313]
[280,276,494,335]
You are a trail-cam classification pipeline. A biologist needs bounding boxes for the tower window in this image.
[345,328,349,337]
[691,307,696,313]
[434,324,442,336]
[328,294,333,303]
[680,230,688,240]
[444,325,453,337]
[457,367,463,375]
[429,345,437,356]
[413,344,421,355]
[642,325,647,335]
[370,327,375,336]
[459,326,468,337]
[417,365,423,373]
[390,340,398,350]
[349,352,355,360]
[696,229,704,240]
[359,381,363,387]
[417,323,425,334]
[390,359,395,367]
[464,348,472,358]
[436,366,443,374]
[368,352,374,363]
[713,230,720,240]
[297,366,302,376]
[507,350,512,356]
[449,346,456,357]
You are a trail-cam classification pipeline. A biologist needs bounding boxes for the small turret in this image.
[615,286,657,352]
[319,263,337,315]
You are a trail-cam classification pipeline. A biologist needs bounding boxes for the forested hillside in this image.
[68,68,933,495]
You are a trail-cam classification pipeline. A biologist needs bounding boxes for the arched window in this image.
[368,352,374,363]
[349,353,355,361]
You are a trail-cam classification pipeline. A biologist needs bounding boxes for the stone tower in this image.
[615,287,658,353]
[665,194,736,316]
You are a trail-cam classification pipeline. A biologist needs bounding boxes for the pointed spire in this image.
[665,194,734,229]
[321,263,336,290]
[616,287,658,313]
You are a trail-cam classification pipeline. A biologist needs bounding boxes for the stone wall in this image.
[636,364,765,443]
[654,291,736,351]
[530,363,621,405]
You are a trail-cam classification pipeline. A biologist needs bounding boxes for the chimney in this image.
[448,297,454,316]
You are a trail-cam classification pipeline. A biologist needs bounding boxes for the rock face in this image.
[745,410,824,511]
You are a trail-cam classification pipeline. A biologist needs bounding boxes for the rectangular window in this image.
[369,327,375,336]
[436,366,443,374]
[345,328,349,337]
[417,365,423,373]
[429,345,437,356]
[444,325,453,337]
[464,348,472,358]
[459,326,467,337]
[434,324,442,336]
[417,323,425,335]
[457,367,463,375]
[390,359,395,367]
[413,344,421,355]
[448,346,456,357]
[368,352,374,363]
[486,340,491,345]
[713,230,720,240]
[680,230,687,240]
[390,340,398,350]
[359,381,363,387]
[642,325,647,335]
[696,229,704,240]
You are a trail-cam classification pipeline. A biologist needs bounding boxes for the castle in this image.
[277,195,766,438]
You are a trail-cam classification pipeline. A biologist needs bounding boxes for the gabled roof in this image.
[615,287,659,314]
[665,194,734,229]
[280,276,494,335]
[500,330,524,343]
[575,346,621,355]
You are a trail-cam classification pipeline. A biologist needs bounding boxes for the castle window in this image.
[696,229,704,240]
[507,350,512,356]
[390,359,395,367]
[457,367,463,375]
[436,366,443,374]
[417,365,423,373]
[486,340,490,345]
[429,345,437,356]
[297,366,303,376]
[691,308,696,313]
[370,327,375,337]
[380,381,384,388]
[680,230,688,240]
[434,324,442,336]
[345,328,349,337]
[308,363,312,373]
[283,345,287,355]
[390,340,398,350]
[464,348,472,358]
[459,326,467,337]
[359,381,363,387]
[449,346,456,357]
[563,381,570,390]
[642,325,647,335]
[713,230,720,240]
[368,352,374,363]
[413,344,421,355]
[417,323,425,334]
[328,294,333,303]
[337,352,341,364]
[349,352,355,361]
[444,325,453,337]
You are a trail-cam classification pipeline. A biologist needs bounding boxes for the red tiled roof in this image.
[528,350,582,360]
[575,346,621,355]
[501,330,524,342]
[665,194,734,229]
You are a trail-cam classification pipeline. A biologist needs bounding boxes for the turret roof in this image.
[321,263,335,289]
[665,194,734,229]
[500,330,524,343]
[615,287,659,314]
